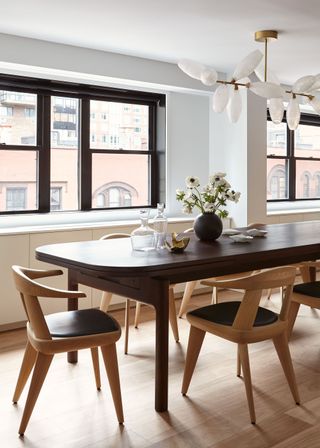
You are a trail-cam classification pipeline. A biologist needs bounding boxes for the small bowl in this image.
[222,228,241,236]
[229,234,254,243]
[246,228,268,237]
[165,232,190,253]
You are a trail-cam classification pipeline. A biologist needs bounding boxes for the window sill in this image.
[0,210,194,236]
[267,200,320,216]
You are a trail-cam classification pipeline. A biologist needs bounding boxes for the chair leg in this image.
[181,326,205,395]
[211,286,218,304]
[299,265,311,283]
[134,301,141,328]
[287,301,301,338]
[272,333,300,405]
[238,344,256,424]
[124,299,130,354]
[236,345,241,377]
[100,344,124,424]
[100,291,113,313]
[18,353,53,436]
[169,287,179,342]
[90,347,101,390]
[13,341,37,404]
[178,281,197,318]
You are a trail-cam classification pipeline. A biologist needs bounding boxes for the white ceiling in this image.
[0,0,319,85]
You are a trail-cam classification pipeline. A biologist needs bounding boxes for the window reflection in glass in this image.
[90,101,149,150]
[0,90,37,145]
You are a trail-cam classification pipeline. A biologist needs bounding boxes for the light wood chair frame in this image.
[12,265,123,436]
[100,233,179,354]
[181,267,300,424]
[288,260,320,336]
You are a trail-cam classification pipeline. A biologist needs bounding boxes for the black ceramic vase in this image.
[194,212,223,241]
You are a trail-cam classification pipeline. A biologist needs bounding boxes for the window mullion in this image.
[38,95,51,212]
[287,126,295,201]
[80,98,91,210]
[149,104,157,207]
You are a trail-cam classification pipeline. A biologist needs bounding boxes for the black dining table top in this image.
[36,221,320,279]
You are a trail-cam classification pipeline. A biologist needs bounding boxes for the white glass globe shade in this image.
[212,84,229,113]
[236,77,251,85]
[269,98,284,124]
[309,97,320,114]
[254,61,280,84]
[292,75,315,93]
[178,59,204,80]
[308,74,320,92]
[232,50,263,81]
[227,88,242,123]
[249,82,284,99]
[287,97,301,130]
[200,68,218,86]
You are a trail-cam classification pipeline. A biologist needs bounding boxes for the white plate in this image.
[222,228,241,236]
[246,228,268,237]
[229,234,254,243]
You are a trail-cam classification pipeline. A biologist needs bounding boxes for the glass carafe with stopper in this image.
[131,210,156,251]
[153,203,168,249]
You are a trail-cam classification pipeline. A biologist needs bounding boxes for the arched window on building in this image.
[313,172,320,197]
[268,165,286,199]
[93,182,138,209]
[301,171,311,198]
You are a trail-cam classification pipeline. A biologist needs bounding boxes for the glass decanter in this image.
[131,210,156,251]
[153,203,168,249]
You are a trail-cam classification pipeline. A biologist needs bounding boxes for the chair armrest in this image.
[22,267,64,280]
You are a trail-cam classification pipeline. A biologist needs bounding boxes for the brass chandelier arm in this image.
[216,80,250,88]
[286,91,314,101]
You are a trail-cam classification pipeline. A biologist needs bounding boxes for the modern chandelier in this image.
[178,30,320,129]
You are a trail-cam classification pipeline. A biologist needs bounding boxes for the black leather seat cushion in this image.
[45,309,119,337]
[293,281,320,298]
[188,301,278,327]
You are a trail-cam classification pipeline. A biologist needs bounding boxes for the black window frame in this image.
[267,111,320,202]
[0,73,165,215]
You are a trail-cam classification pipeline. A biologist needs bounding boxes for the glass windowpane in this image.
[294,124,320,158]
[267,121,287,156]
[0,150,38,211]
[50,97,79,211]
[267,159,288,199]
[0,90,37,145]
[92,153,150,208]
[90,101,149,150]
[295,160,320,199]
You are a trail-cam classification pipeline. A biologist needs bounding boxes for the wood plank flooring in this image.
[0,289,319,447]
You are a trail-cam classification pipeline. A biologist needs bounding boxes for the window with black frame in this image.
[0,75,165,214]
[267,112,320,201]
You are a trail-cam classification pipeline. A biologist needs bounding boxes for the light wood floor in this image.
[1,289,320,448]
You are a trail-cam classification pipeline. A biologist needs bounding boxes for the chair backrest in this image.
[12,266,86,340]
[100,233,130,241]
[211,267,296,331]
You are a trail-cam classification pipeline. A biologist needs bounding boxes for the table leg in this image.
[154,280,169,412]
[68,270,79,363]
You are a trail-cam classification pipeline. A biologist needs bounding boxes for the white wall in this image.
[0,33,212,92]
[167,92,210,216]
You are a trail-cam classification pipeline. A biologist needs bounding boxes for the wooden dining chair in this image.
[287,260,320,336]
[12,265,123,436]
[181,267,300,424]
[178,224,261,317]
[100,233,179,354]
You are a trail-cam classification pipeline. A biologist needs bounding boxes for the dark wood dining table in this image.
[36,221,320,412]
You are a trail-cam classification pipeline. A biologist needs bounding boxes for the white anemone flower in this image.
[185,176,200,188]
